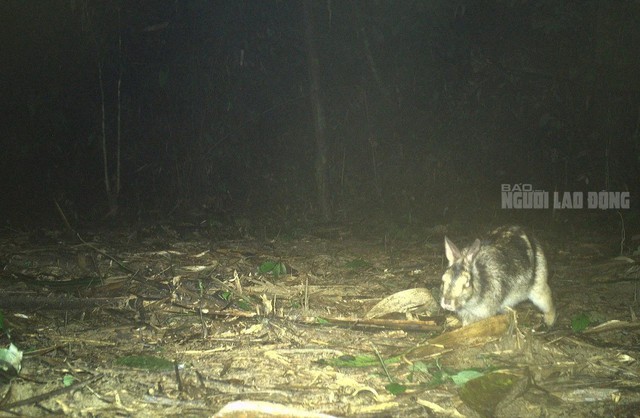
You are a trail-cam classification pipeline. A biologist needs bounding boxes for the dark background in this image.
[1,1,638,231]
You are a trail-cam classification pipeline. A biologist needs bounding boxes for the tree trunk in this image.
[303,0,331,221]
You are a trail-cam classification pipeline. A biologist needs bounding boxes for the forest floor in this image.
[0,217,639,417]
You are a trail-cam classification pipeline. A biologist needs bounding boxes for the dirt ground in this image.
[0,219,639,417]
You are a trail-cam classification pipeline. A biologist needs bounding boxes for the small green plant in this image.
[385,382,407,395]
[258,261,287,277]
[63,375,77,387]
[571,313,591,332]
[216,290,232,301]
[430,360,485,387]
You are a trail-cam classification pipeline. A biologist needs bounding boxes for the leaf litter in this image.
[0,222,638,417]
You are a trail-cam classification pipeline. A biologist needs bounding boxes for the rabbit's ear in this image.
[444,236,461,265]
[465,239,481,263]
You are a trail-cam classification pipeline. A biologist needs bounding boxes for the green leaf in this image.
[258,261,287,276]
[571,313,591,332]
[428,370,449,387]
[411,361,430,374]
[407,361,431,382]
[274,262,287,275]
[258,261,277,273]
[236,300,253,311]
[62,374,76,387]
[0,344,23,381]
[459,371,524,416]
[451,369,484,386]
[217,291,232,301]
[386,382,407,395]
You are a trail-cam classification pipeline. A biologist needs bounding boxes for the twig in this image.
[53,199,76,236]
[370,342,392,382]
[74,233,168,292]
[0,374,103,411]
[0,294,133,311]
[618,211,625,256]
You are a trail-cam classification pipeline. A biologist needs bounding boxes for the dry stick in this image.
[54,198,99,280]
[74,233,168,292]
[618,211,625,256]
[199,308,208,339]
[0,294,129,311]
[304,275,309,312]
[98,62,110,199]
[53,199,76,236]
[115,30,122,197]
[340,146,345,194]
[169,302,442,333]
[0,374,103,412]
[174,361,183,393]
